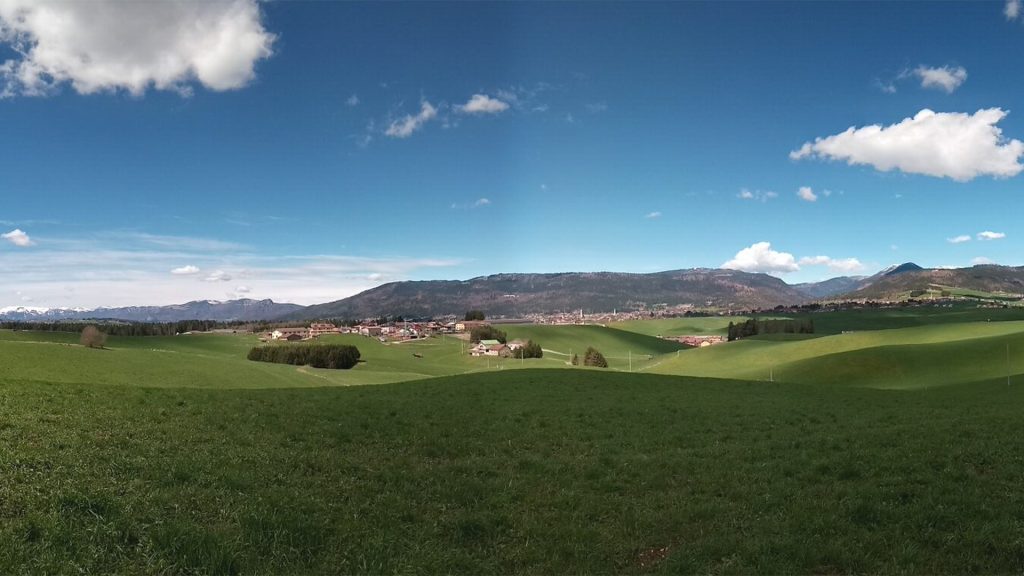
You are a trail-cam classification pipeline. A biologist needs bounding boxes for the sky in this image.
[2,0,1024,308]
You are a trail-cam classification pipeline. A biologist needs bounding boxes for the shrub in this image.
[247,344,361,369]
[80,325,107,349]
[464,310,485,321]
[583,347,608,368]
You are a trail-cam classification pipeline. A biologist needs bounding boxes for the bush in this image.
[80,325,107,349]
[248,344,361,369]
[464,310,485,321]
[583,347,608,368]
[513,340,543,359]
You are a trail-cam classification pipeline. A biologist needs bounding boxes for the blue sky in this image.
[2,1,1024,308]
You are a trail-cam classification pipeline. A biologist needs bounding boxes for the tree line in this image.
[727,319,814,341]
[0,319,244,337]
[247,343,361,370]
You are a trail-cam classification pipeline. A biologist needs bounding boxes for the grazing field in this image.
[7,370,1024,574]
[647,321,1024,388]
[791,304,1024,334]
[7,310,1024,574]
[608,316,750,337]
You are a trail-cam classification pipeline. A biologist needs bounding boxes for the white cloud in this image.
[972,256,995,265]
[797,186,818,202]
[723,242,799,274]
[1,228,32,247]
[737,188,778,202]
[1007,0,1021,20]
[645,211,662,219]
[947,235,972,244]
[203,270,232,282]
[585,102,608,113]
[236,285,250,293]
[385,101,438,138]
[798,255,865,273]
[474,198,491,207]
[458,94,509,114]
[170,265,200,275]
[346,94,359,107]
[910,65,968,93]
[978,230,1006,240]
[791,108,1024,181]
[0,0,275,97]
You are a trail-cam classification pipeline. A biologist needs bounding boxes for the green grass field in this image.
[647,321,1024,388]
[7,308,1024,573]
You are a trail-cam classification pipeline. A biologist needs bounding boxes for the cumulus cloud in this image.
[797,186,818,202]
[972,256,995,265]
[171,265,201,275]
[645,211,662,219]
[978,230,1006,240]
[458,93,510,114]
[385,101,437,138]
[799,255,865,273]
[910,65,968,93]
[203,270,232,282]
[722,242,799,274]
[1007,0,1021,20]
[947,235,972,244]
[737,188,778,202]
[790,108,1024,181]
[0,0,275,97]
[474,198,491,207]
[1,228,32,247]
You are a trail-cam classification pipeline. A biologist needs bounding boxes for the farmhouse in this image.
[271,327,308,341]
[470,339,509,357]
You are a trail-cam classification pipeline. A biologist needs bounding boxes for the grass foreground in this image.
[6,369,1024,574]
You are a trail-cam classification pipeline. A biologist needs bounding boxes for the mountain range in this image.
[0,299,304,323]
[4,263,1023,322]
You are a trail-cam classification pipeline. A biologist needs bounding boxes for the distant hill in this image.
[288,269,810,319]
[792,276,869,299]
[883,262,925,276]
[841,264,1024,300]
[0,299,305,323]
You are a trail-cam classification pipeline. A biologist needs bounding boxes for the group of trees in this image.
[727,319,814,341]
[247,343,361,370]
[470,325,506,344]
[512,340,543,359]
[464,310,486,321]
[571,346,607,368]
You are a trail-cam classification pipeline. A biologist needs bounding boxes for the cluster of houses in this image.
[673,335,726,347]
[261,320,464,343]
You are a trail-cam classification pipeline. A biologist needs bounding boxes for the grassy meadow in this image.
[6,306,1024,573]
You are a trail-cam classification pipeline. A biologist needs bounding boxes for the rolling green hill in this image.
[500,324,685,370]
[648,321,1024,388]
